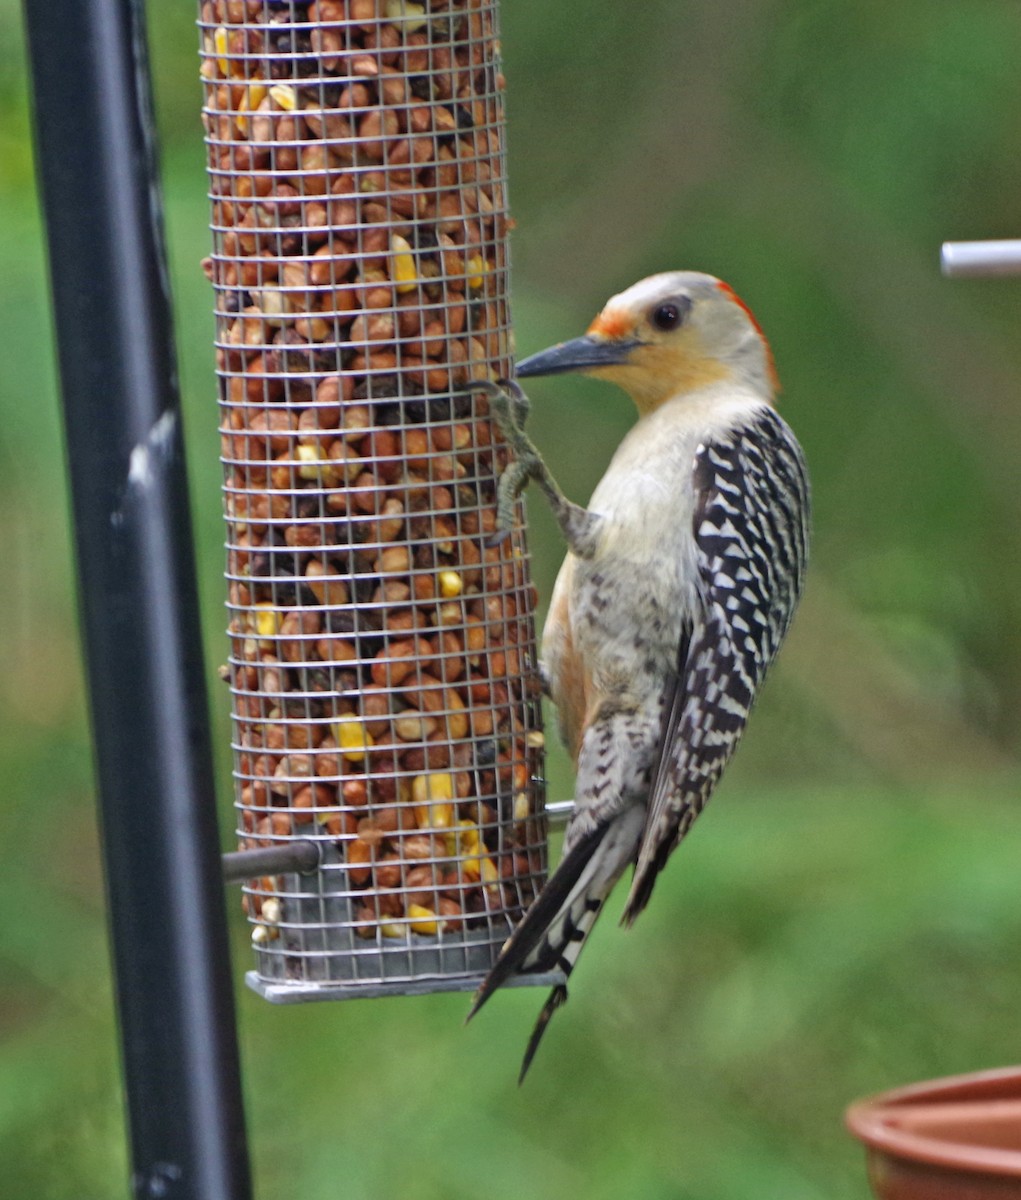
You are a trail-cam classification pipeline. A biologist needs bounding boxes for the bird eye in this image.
[651,299,688,332]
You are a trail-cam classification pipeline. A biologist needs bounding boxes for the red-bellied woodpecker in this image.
[466,271,810,1080]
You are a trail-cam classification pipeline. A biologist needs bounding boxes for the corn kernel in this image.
[380,922,405,939]
[463,851,498,884]
[333,716,373,763]
[390,234,418,294]
[236,83,268,133]
[254,603,282,639]
[466,254,486,290]
[408,904,439,934]
[269,84,297,112]
[296,443,329,481]
[411,771,454,806]
[525,729,545,749]
[513,792,529,822]
[214,26,229,76]
[455,820,482,856]
[418,802,454,831]
[438,569,463,598]
[384,0,428,32]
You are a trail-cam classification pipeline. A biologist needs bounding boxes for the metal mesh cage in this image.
[197,0,551,998]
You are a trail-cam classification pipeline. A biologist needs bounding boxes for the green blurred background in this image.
[2,1,1020,1196]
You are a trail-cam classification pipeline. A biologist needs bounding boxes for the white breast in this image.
[548,386,769,694]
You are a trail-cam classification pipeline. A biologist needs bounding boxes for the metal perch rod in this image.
[221,802,576,883]
[940,239,1021,277]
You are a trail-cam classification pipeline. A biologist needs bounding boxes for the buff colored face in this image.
[516,272,777,414]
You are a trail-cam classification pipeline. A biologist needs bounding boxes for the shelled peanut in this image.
[199,0,547,947]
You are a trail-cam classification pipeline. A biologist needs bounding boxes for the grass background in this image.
[2,1,1021,1196]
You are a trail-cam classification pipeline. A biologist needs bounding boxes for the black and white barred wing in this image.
[621,408,810,925]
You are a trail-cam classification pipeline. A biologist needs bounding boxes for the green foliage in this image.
[2,0,1020,1196]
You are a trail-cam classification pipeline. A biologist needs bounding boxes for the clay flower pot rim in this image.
[846,1065,1021,1179]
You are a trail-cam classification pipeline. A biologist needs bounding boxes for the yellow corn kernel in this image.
[269,84,297,112]
[408,904,440,935]
[466,254,486,290]
[384,0,428,32]
[454,820,482,857]
[463,852,498,885]
[295,443,343,483]
[333,716,373,763]
[438,569,463,598]
[418,802,455,832]
[513,792,529,822]
[389,234,418,294]
[446,819,481,858]
[525,729,545,749]
[462,855,480,881]
[236,83,268,133]
[214,26,230,76]
[380,921,406,939]
[412,772,455,831]
[295,444,322,480]
[411,771,454,806]
[253,603,282,639]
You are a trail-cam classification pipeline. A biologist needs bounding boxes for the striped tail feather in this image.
[468,808,644,1079]
[518,984,569,1084]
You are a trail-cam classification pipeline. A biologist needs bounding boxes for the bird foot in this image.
[462,379,550,544]
[460,379,602,557]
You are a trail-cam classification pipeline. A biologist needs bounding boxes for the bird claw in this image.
[460,378,594,557]
[461,378,543,543]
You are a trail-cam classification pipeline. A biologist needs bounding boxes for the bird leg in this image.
[466,379,602,557]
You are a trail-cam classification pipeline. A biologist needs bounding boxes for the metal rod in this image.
[219,811,572,883]
[22,1,252,1197]
[219,805,568,883]
[223,841,322,884]
[545,800,575,827]
[941,239,1021,278]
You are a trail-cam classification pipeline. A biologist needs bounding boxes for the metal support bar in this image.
[941,239,1021,278]
[22,1,252,1197]
[223,841,322,884]
[544,800,575,827]
[219,803,573,884]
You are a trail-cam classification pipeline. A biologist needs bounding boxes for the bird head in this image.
[515,271,778,415]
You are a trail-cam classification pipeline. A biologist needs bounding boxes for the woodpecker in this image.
[466,271,810,1080]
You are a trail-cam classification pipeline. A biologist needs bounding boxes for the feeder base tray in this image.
[246,969,566,1004]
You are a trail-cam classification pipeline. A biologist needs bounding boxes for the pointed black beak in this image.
[515,334,643,378]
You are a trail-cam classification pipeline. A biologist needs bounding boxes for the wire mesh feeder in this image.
[198,0,555,999]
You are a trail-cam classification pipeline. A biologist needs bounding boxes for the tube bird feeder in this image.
[198,0,552,999]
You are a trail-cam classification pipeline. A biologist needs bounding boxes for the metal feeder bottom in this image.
[247,972,566,1005]
[244,841,564,1002]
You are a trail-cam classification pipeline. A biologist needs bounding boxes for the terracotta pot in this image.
[846,1066,1021,1200]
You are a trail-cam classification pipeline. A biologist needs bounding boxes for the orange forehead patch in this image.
[587,307,632,340]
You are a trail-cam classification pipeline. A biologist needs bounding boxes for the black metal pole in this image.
[22,2,252,1198]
